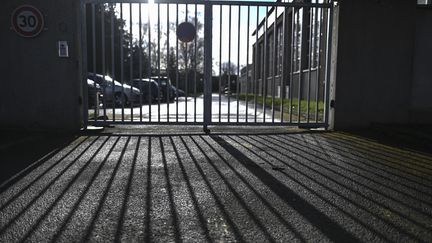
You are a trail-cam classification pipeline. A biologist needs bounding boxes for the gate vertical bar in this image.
[315,7,322,123]
[307,6,313,123]
[262,6,268,123]
[157,3,161,122]
[91,4,97,122]
[254,6,258,123]
[245,6,250,123]
[129,3,134,122]
[297,7,306,124]
[324,3,335,128]
[176,4,179,122]
[120,4,125,122]
[236,5,241,123]
[271,7,277,123]
[203,1,212,132]
[280,6,287,123]
[110,3,116,121]
[218,5,222,122]
[323,6,331,126]
[101,4,107,122]
[194,4,198,122]
[185,4,189,122]
[148,4,152,122]
[167,4,170,122]
[139,4,143,122]
[289,7,295,123]
[227,5,231,122]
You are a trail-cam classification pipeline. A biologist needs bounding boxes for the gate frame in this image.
[79,0,338,130]
[327,1,339,131]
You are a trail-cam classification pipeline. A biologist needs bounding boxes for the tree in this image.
[166,47,177,85]
[220,62,238,92]
[166,16,204,73]
[86,4,205,95]
[165,16,204,94]
[221,62,238,75]
[129,42,150,80]
[86,4,132,82]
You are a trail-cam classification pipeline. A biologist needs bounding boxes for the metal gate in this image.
[80,0,336,129]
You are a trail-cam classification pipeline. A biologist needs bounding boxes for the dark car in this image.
[151,76,175,102]
[130,78,162,103]
[170,86,185,98]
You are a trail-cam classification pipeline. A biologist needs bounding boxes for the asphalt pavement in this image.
[1,129,431,242]
[97,94,277,122]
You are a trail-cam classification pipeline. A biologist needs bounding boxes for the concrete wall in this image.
[334,0,417,129]
[0,0,83,132]
[410,7,432,123]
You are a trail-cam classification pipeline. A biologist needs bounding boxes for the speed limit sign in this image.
[11,5,44,38]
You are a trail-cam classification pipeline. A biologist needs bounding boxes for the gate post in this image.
[326,1,339,130]
[203,2,213,133]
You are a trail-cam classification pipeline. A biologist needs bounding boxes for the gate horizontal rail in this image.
[82,0,332,8]
[82,0,334,129]
[86,121,327,127]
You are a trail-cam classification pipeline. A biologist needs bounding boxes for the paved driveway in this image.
[99,94,277,123]
[1,131,431,242]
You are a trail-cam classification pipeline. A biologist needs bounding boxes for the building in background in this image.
[245,0,329,104]
[239,64,253,94]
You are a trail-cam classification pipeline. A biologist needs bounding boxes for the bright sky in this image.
[112,0,321,74]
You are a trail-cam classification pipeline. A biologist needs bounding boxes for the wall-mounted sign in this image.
[11,5,44,38]
[176,22,196,43]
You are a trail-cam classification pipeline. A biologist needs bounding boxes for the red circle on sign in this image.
[11,5,44,38]
[177,22,196,43]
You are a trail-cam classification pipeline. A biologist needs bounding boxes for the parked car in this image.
[130,78,162,103]
[151,76,175,102]
[87,79,103,109]
[87,73,140,107]
[170,86,186,98]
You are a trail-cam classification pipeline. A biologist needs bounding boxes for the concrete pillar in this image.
[0,0,83,132]
[333,0,416,129]
[410,7,432,124]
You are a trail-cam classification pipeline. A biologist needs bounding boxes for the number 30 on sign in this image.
[11,5,44,38]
